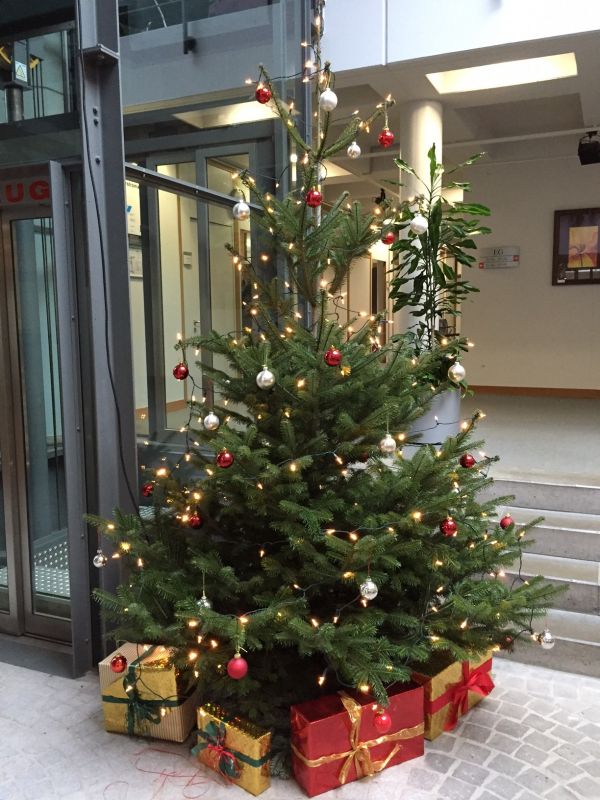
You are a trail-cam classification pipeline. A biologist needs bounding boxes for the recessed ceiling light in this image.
[426,52,577,94]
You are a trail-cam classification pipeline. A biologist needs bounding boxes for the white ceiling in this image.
[324,31,600,203]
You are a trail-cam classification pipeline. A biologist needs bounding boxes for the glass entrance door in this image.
[0,210,70,641]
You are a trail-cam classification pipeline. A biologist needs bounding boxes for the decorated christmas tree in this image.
[92,28,558,762]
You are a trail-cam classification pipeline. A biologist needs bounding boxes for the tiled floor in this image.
[0,657,599,800]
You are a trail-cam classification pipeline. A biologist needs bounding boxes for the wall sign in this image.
[478,246,520,269]
[0,178,50,207]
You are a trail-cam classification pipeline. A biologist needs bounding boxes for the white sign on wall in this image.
[478,246,520,269]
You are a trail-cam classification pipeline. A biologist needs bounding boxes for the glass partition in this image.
[0,26,79,167]
[128,154,254,451]
[12,216,69,620]
[157,162,201,431]
[119,0,279,36]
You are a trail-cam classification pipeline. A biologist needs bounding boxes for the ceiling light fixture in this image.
[426,52,577,94]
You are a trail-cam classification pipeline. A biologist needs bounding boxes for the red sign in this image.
[0,178,50,207]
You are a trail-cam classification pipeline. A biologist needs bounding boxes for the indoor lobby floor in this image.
[462,394,600,486]
[0,657,599,800]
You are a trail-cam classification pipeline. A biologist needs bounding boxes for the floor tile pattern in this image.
[0,657,598,799]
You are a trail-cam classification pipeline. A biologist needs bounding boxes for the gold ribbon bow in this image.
[292,691,424,785]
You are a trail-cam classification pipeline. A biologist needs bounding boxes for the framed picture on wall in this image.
[552,208,600,285]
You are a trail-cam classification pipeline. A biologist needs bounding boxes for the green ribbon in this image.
[102,646,182,736]
[192,720,270,779]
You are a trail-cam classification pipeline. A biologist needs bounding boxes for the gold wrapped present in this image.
[100,643,198,742]
[412,650,494,740]
[193,703,272,796]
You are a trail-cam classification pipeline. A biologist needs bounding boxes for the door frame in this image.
[0,163,90,660]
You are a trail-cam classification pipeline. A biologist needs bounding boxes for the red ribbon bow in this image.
[444,660,494,732]
[206,742,241,782]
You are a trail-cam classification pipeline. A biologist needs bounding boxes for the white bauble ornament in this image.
[197,593,212,610]
[379,433,397,454]
[448,362,466,384]
[537,628,555,650]
[347,141,361,159]
[360,577,379,600]
[256,367,276,390]
[232,201,250,221]
[319,88,338,112]
[409,214,428,235]
[93,549,108,568]
[203,412,220,431]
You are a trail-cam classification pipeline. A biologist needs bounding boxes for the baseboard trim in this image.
[470,386,600,399]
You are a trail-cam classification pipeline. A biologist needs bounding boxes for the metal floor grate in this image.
[0,538,70,597]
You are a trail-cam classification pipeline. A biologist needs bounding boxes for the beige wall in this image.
[462,157,600,389]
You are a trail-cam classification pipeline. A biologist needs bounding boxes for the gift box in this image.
[290,683,424,797]
[100,642,198,742]
[193,703,272,796]
[411,650,494,740]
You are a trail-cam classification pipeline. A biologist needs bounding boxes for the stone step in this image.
[481,478,600,515]
[546,607,600,646]
[509,552,600,613]
[505,609,600,678]
[504,506,600,561]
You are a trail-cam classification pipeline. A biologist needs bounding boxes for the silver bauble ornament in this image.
[347,141,361,159]
[203,412,220,431]
[360,577,379,600]
[232,201,250,221]
[537,628,555,650]
[379,433,397,454]
[409,213,428,235]
[256,367,276,390]
[448,362,466,384]
[93,549,108,568]
[319,88,338,112]
[197,593,212,610]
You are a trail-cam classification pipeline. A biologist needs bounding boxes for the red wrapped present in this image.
[412,650,494,740]
[290,683,424,797]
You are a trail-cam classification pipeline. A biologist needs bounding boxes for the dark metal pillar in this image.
[75,0,137,659]
[5,87,24,122]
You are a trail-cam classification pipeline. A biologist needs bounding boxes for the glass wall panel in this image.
[12,217,69,619]
[0,455,7,613]
[156,163,201,431]
[126,179,150,436]
[119,0,278,36]
[0,27,79,167]
[207,156,250,378]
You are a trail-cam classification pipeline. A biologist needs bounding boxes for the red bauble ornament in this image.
[173,362,189,381]
[216,449,234,469]
[378,128,395,148]
[373,709,392,734]
[110,654,128,673]
[440,517,458,537]
[381,231,396,245]
[305,188,323,208]
[188,513,203,529]
[227,654,248,680]
[499,514,513,529]
[460,453,476,469]
[142,482,154,497]
[255,84,272,104]
[324,346,342,367]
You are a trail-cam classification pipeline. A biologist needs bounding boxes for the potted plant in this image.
[389,145,491,440]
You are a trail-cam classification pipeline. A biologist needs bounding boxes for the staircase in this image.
[483,478,600,677]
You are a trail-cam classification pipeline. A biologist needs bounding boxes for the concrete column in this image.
[399,100,443,201]
[393,100,443,335]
